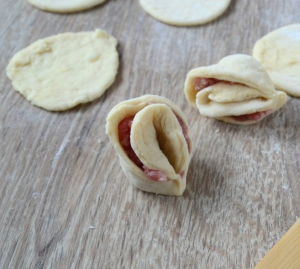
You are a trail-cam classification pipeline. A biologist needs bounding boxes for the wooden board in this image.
[255,218,300,269]
[0,0,300,268]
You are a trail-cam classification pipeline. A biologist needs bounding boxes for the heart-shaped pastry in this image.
[106,95,192,196]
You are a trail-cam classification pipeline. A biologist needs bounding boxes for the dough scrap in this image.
[6,29,119,111]
[106,95,192,196]
[184,54,287,125]
[253,24,300,97]
[139,0,231,26]
[27,0,107,13]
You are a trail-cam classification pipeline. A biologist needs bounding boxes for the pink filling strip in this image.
[118,104,189,182]
[193,78,271,122]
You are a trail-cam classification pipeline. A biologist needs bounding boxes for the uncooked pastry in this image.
[139,0,231,26]
[184,54,287,125]
[253,24,300,97]
[6,29,119,111]
[27,0,107,13]
[106,95,192,196]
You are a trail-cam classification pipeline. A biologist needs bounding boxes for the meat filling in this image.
[193,77,271,122]
[231,110,272,122]
[118,106,189,182]
[193,77,220,91]
[176,115,191,152]
[118,116,143,169]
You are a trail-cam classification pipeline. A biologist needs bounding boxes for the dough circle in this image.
[6,29,119,111]
[27,0,107,13]
[139,0,231,26]
[253,24,300,97]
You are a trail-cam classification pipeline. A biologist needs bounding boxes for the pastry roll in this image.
[184,54,287,125]
[106,95,192,196]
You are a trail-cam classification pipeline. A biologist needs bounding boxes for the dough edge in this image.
[27,0,107,13]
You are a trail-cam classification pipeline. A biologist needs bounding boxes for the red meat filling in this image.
[193,77,271,122]
[118,116,143,169]
[231,110,272,122]
[143,166,168,182]
[176,115,191,152]
[193,77,220,91]
[118,106,189,182]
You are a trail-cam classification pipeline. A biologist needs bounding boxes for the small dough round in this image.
[27,0,107,13]
[139,0,231,26]
[253,24,300,97]
[6,29,119,111]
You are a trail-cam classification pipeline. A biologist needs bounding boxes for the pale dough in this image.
[27,0,107,13]
[6,29,119,111]
[184,54,287,125]
[253,24,300,97]
[106,95,192,196]
[139,0,231,26]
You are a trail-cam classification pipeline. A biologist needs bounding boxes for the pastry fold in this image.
[106,95,192,196]
[184,54,287,125]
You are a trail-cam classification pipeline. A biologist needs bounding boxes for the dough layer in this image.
[6,29,119,111]
[139,0,231,26]
[253,24,300,97]
[27,0,107,13]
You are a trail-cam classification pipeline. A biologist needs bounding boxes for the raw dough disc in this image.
[138,0,231,26]
[27,0,107,13]
[253,24,300,97]
[6,29,119,111]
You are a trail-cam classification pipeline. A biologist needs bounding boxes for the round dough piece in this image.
[138,0,231,26]
[6,29,119,111]
[27,0,107,13]
[253,24,300,97]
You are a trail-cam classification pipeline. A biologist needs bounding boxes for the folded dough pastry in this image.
[106,95,192,196]
[184,54,287,125]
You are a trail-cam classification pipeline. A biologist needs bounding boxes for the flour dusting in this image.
[52,139,70,165]
[273,142,281,154]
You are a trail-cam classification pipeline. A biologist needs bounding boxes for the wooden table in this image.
[1,1,299,268]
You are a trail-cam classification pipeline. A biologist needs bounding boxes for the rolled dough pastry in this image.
[27,0,107,13]
[253,24,300,97]
[139,0,231,26]
[6,29,119,111]
[106,95,192,196]
[184,54,287,125]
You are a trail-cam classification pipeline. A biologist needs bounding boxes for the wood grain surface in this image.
[0,0,300,268]
[255,218,300,269]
